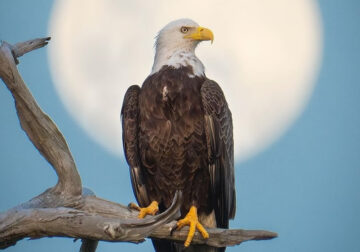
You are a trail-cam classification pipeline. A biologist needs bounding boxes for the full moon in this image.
[48,0,322,162]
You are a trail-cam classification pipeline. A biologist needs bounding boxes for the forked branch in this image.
[0,38,277,251]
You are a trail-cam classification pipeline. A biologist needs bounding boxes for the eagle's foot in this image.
[176,206,209,247]
[128,201,159,219]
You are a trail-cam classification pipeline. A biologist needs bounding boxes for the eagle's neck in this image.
[151,48,205,77]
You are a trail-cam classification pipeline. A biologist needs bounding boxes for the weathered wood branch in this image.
[0,38,81,196]
[151,222,277,247]
[0,192,183,249]
[0,38,277,251]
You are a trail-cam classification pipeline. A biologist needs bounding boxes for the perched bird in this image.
[121,18,236,251]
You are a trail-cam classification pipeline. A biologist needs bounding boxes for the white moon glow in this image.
[48,0,322,162]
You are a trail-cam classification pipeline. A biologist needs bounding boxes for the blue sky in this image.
[1,1,360,252]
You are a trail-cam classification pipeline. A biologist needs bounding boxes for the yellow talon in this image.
[176,206,209,247]
[129,201,159,219]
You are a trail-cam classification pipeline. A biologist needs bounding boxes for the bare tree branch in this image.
[0,192,183,249]
[0,38,277,251]
[151,222,277,247]
[0,38,81,196]
[12,38,51,59]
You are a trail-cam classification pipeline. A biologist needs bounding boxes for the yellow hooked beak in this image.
[184,26,214,43]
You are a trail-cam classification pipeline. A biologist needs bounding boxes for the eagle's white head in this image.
[151,19,214,77]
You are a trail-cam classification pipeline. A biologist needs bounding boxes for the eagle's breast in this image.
[138,66,211,213]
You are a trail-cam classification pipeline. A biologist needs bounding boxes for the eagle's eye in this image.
[180,26,189,33]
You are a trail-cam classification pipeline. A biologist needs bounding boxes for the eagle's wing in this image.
[201,79,236,228]
[121,85,150,207]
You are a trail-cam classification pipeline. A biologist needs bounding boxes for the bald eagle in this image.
[121,19,236,251]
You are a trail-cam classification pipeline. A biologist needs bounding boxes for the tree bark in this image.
[0,38,277,251]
